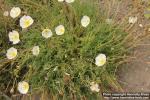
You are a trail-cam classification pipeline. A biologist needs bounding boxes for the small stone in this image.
[139,24,143,28]
[141,88,144,90]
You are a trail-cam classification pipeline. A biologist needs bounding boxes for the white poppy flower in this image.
[55,25,65,35]
[58,0,64,2]
[65,0,75,3]
[42,29,53,38]
[32,46,40,56]
[20,15,34,28]
[90,82,100,92]
[10,7,21,18]
[8,30,20,44]
[95,53,106,67]
[6,47,17,59]
[81,16,90,27]
[129,17,137,24]
[18,81,29,94]
[3,11,9,16]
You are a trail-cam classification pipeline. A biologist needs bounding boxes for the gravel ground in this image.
[116,0,150,92]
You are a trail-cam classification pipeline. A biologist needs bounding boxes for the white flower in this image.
[65,0,75,3]
[3,11,9,16]
[81,16,90,27]
[20,15,34,28]
[8,30,20,44]
[42,29,53,38]
[55,25,65,35]
[10,7,21,18]
[18,81,29,94]
[95,53,106,67]
[58,0,64,2]
[6,47,17,59]
[90,82,100,92]
[129,17,137,24]
[32,46,40,56]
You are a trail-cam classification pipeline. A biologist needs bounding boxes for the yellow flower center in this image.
[44,29,49,33]
[60,28,64,33]
[44,29,50,35]
[25,20,31,27]
[11,52,17,57]
[23,83,29,90]
[13,35,18,40]
[99,59,105,65]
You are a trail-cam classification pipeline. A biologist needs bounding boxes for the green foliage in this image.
[0,0,132,99]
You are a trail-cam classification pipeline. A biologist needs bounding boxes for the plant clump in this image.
[0,0,135,99]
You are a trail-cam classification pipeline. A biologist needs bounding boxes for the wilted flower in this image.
[129,16,137,24]
[55,25,65,35]
[42,29,53,38]
[20,15,34,28]
[81,15,90,27]
[10,7,21,18]
[90,82,100,92]
[18,81,29,94]
[32,46,40,56]
[8,30,20,44]
[95,53,106,67]
[106,18,113,24]
[65,0,75,3]
[6,47,17,59]
[3,11,9,16]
